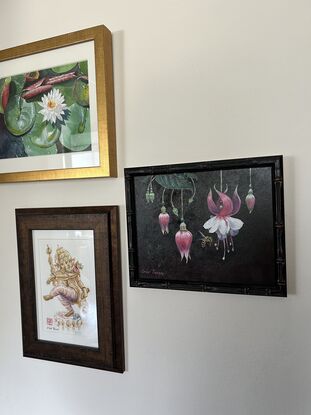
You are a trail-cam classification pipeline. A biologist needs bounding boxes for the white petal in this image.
[228,217,244,231]
[203,216,218,232]
[218,218,229,237]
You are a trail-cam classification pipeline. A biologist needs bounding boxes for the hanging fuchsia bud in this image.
[245,188,255,213]
[159,206,170,234]
[175,222,193,263]
[149,190,155,203]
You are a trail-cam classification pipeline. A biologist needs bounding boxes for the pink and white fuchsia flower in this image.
[158,206,170,234]
[203,187,243,260]
[175,222,193,263]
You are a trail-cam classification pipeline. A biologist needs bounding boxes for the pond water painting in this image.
[0,60,91,160]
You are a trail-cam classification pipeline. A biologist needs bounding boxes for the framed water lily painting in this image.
[0,25,117,183]
[125,155,287,296]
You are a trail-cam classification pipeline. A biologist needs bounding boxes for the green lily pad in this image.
[11,74,25,95]
[79,61,88,76]
[24,110,61,148]
[4,84,35,136]
[22,135,58,156]
[31,124,61,148]
[73,78,89,106]
[60,103,91,151]
[51,63,77,74]
[55,80,75,107]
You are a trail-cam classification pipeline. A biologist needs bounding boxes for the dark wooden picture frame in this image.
[16,206,124,372]
[125,155,286,297]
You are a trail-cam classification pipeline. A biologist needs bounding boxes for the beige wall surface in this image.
[0,1,308,414]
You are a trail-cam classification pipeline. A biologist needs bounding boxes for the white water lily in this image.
[38,88,67,124]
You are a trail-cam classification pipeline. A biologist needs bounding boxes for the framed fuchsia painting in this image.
[125,155,286,297]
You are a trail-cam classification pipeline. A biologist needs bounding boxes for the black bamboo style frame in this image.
[125,155,286,297]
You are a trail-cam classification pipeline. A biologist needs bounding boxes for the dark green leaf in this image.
[155,174,194,190]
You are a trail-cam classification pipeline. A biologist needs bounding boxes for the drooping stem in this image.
[148,175,155,187]
[147,175,156,192]
[215,238,220,250]
[181,189,184,222]
[214,183,228,193]
[189,177,196,201]
[249,168,252,188]
[170,189,176,210]
[222,239,226,260]
[220,170,223,192]
[161,188,166,205]
[230,235,235,252]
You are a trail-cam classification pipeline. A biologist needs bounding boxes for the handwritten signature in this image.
[141,269,166,277]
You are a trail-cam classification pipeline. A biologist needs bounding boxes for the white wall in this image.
[0,1,309,414]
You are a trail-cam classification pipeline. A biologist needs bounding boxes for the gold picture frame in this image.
[0,25,117,182]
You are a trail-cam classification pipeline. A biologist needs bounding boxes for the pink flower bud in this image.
[175,222,193,263]
[159,206,170,234]
[245,189,255,213]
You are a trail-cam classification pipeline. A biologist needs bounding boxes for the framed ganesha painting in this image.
[16,206,124,372]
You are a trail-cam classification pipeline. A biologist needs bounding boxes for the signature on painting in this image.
[141,269,166,277]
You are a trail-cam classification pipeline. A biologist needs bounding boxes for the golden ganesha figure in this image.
[43,245,90,318]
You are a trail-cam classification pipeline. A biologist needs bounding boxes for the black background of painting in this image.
[133,167,276,286]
